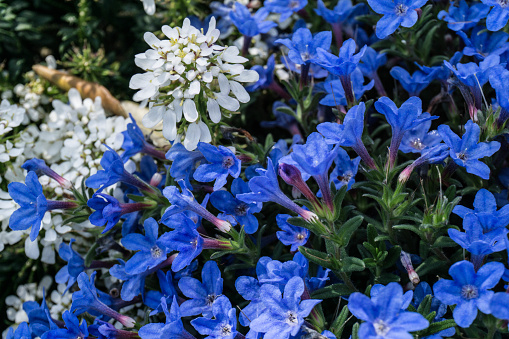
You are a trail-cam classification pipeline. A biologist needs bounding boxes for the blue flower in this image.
[121,113,166,162]
[191,296,237,339]
[165,215,204,272]
[229,4,277,37]
[315,0,361,24]
[22,158,71,188]
[121,218,173,275]
[236,158,318,222]
[481,0,509,31]
[71,272,136,327]
[5,322,31,339]
[319,69,374,106]
[367,0,428,39]
[8,172,49,241]
[85,146,151,194]
[249,276,322,339]
[55,239,85,293]
[281,54,329,79]
[490,290,509,321]
[276,214,310,251]
[448,214,507,258]
[246,54,276,92]
[178,260,223,318]
[330,147,361,191]
[438,1,490,31]
[166,143,204,189]
[138,296,194,339]
[193,142,241,191]
[453,188,509,233]
[144,270,178,316]
[358,46,387,79]
[375,96,437,166]
[445,54,502,88]
[315,39,366,77]
[23,296,52,337]
[275,28,332,67]
[390,66,436,97]
[43,311,88,339]
[438,120,500,179]
[264,0,308,22]
[433,260,504,328]
[317,102,377,169]
[210,178,261,234]
[399,119,442,154]
[457,26,509,60]
[162,180,231,232]
[257,253,309,288]
[348,282,429,338]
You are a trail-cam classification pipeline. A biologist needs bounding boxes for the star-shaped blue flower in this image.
[193,142,241,191]
[367,0,428,39]
[438,0,489,31]
[229,3,277,37]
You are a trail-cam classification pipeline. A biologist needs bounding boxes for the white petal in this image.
[229,81,250,103]
[133,85,158,101]
[183,123,201,150]
[189,80,201,96]
[144,31,160,47]
[216,93,240,111]
[129,72,155,89]
[235,70,260,83]
[25,238,40,259]
[142,0,156,15]
[162,110,177,141]
[142,105,164,128]
[41,246,55,264]
[68,88,82,109]
[198,121,212,143]
[207,98,222,123]
[222,46,248,63]
[183,99,199,122]
[218,74,230,95]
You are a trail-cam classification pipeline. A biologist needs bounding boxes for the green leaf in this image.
[311,283,355,299]
[381,245,401,269]
[298,246,341,271]
[432,236,458,248]
[330,305,350,338]
[287,217,309,228]
[341,256,365,272]
[393,224,424,237]
[336,216,364,247]
[333,186,348,219]
[84,242,99,267]
[352,322,360,339]
[416,256,447,276]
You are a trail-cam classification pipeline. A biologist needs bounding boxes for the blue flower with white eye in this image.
[121,218,173,275]
[275,28,332,67]
[210,178,261,234]
[367,0,428,39]
[229,4,277,37]
[165,215,204,272]
[314,39,366,77]
[399,119,442,154]
[438,0,490,31]
[481,0,509,31]
[434,260,504,328]
[457,26,509,61]
[264,0,308,22]
[330,147,360,191]
[166,143,205,189]
[191,296,238,339]
[276,214,310,252]
[178,260,223,318]
[249,277,322,339]
[438,120,500,179]
[348,282,429,338]
[193,142,241,191]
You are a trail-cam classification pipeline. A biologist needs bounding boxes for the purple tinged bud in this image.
[400,251,420,285]
[149,172,163,186]
[279,164,322,209]
[22,158,72,189]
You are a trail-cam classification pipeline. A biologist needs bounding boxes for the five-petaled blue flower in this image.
[390,66,436,97]
[438,0,489,31]
[367,0,428,39]
[165,214,204,272]
[210,178,261,234]
[399,119,442,154]
[276,214,310,252]
[249,276,322,339]
[438,120,500,179]
[264,0,308,22]
[315,38,366,77]
[193,142,241,191]
[191,296,238,339]
[275,28,332,67]
[434,260,504,328]
[179,260,223,318]
[348,282,429,338]
[122,217,173,275]
[319,69,374,106]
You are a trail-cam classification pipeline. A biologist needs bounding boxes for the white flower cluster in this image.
[0,86,128,262]
[0,99,26,137]
[130,17,259,150]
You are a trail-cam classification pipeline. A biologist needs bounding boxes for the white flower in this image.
[130,17,259,150]
[141,0,156,15]
[0,99,26,136]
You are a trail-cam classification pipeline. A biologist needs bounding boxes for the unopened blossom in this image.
[130,18,259,150]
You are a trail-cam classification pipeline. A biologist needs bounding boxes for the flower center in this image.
[234,203,249,216]
[395,4,408,15]
[498,0,509,8]
[206,294,217,306]
[286,310,299,325]
[150,245,163,258]
[461,284,479,300]
[296,233,306,240]
[411,138,424,150]
[457,152,468,161]
[374,319,391,336]
[220,323,232,336]
[222,156,235,169]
